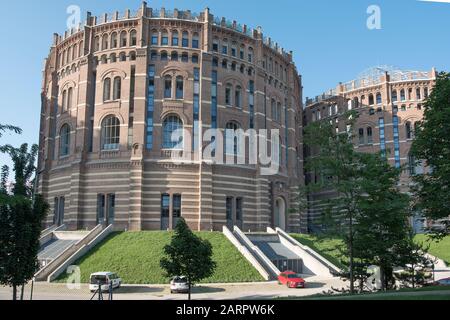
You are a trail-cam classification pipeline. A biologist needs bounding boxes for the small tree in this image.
[0,144,48,300]
[411,72,450,238]
[160,219,216,300]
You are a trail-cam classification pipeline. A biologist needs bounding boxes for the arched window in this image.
[130,51,136,61]
[182,31,189,47]
[416,88,422,100]
[176,76,184,99]
[181,52,189,62]
[171,51,178,61]
[248,68,253,77]
[212,57,219,67]
[101,116,120,150]
[130,30,137,46]
[400,89,406,101]
[235,86,242,108]
[368,94,374,106]
[192,54,199,64]
[240,44,245,60]
[161,51,168,61]
[424,87,429,98]
[102,34,109,50]
[248,47,254,63]
[113,77,121,100]
[225,122,240,155]
[103,78,111,101]
[353,97,359,108]
[392,90,398,102]
[358,128,365,145]
[67,47,72,63]
[61,90,67,111]
[192,33,199,49]
[163,115,183,149]
[110,53,117,63]
[59,124,70,157]
[94,36,100,52]
[222,59,228,69]
[367,127,373,144]
[212,38,219,52]
[151,29,158,45]
[164,75,172,98]
[231,43,237,57]
[172,30,179,46]
[120,31,127,47]
[225,84,232,105]
[67,87,73,110]
[119,52,126,62]
[240,64,245,74]
[376,92,382,104]
[406,122,412,139]
[101,55,107,64]
[161,30,169,46]
[271,99,277,121]
[111,32,118,48]
[73,44,78,60]
[79,41,84,57]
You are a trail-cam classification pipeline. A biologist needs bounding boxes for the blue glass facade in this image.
[146,65,155,150]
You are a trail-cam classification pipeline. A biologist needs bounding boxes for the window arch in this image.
[59,124,71,157]
[367,127,373,144]
[164,75,172,98]
[150,50,157,61]
[161,30,169,46]
[376,92,382,104]
[119,52,126,62]
[400,89,406,101]
[235,86,242,108]
[358,128,365,145]
[161,51,168,61]
[192,33,199,48]
[231,62,237,71]
[176,76,184,99]
[225,121,240,155]
[120,31,127,47]
[130,30,137,46]
[163,115,184,149]
[212,38,219,52]
[101,116,120,150]
[406,121,412,139]
[94,36,100,52]
[67,87,73,110]
[240,64,245,74]
[222,59,228,69]
[181,52,189,62]
[130,51,136,61]
[225,84,232,106]
[192,53,199,64]
[248,47,254,63]
[102,34,109,50]
[151,29,159,45]
[62,90,67,111]
[172,30,179,46]
[182,31,189,47]
[171,51,179,61]
[113,77,121,100]
[212,57,219,67]
[110,53,117,63]
[368,94,374,106]
[101,55,108,64]
[111,32,118,48]
[392,90,398,102]
[103,78,111,101]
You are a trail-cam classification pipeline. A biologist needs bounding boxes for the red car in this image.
[278,271,306,288]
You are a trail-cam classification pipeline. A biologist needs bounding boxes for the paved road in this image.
[0,276,346,301]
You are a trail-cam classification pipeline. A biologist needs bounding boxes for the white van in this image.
[89,272,122,292]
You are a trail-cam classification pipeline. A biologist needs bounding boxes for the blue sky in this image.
[1,0,449,169]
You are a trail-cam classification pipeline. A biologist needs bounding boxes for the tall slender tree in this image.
[411,72,450,238]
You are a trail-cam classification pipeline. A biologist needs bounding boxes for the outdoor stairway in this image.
[246,233,304,274]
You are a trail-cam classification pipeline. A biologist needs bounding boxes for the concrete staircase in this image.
[223,226,341,281]
[35,225,114,282]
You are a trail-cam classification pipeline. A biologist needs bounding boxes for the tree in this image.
[352,152,413,291]
[411,72,450,238]
[0,124,22,153]
[0,144,48,300]
[303,110,364,294]
[160,219,216,300]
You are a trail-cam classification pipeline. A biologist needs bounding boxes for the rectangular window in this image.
[161,194,170,218]
[236,198,243,221]
[359,128,365,145]
[249,81,255,129]
[161,36,168,46]
[393,115,401,168]
[213,43,218,52]
[192,39,199,49]
[173,195,182,218]
[151,35,158,45]
[231,48,236,57]
[222,45,228,55]
[146,65,155,150]
[182,38,189,47]
[379,118,386,158]
[226,197,233,220]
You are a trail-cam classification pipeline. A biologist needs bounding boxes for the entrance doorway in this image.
[274,197,286,230]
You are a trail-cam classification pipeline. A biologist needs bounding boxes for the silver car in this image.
[170,276,189,294]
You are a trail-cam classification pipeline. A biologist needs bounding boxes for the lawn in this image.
[414,235,450,265]
[290,234,347,270]
[57,231,264,284]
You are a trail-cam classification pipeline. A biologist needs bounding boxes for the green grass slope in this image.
[415,235,450,265]
[57,231,264,284]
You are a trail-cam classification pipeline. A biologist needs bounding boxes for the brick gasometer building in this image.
[37,3,305,232]
[303,66,437,233]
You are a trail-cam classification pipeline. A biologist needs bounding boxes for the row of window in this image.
[99,51,136,64]
[58,41,84,69]
[348,87,430,108]
[151,29,199,49]
[151,50,199,63]
[103,77,122,102]
[212,57,254,76]
[94,30,137,53]
[357,121,418,146]
[212,38,253,64]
